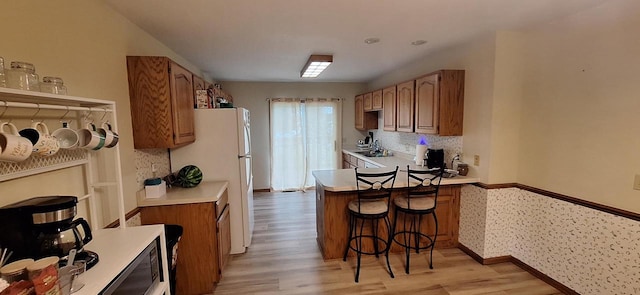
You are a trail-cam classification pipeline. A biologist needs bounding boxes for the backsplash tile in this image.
[371,130,462,166]
[134,149,171,188]
[461,186,640,295]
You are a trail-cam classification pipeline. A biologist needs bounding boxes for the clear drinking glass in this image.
[40,76,68,95]
[6,61,39,91]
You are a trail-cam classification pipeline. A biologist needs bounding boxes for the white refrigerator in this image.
[170,108,254,254]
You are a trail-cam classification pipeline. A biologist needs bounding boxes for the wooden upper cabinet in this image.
[371,90,383,111]
[355,94,364,130]
[396,80,415,132]
[354,94,378,131]
[363,92,373,111]
[415,70,465,135]
[127,56,196,149]
[382,86,397,131]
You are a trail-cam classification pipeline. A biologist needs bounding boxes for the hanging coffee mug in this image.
[52,122,79,149]
[98,122,119,148]
[0,122,33,162]
[78,123,105,150]
[19,122,60,156]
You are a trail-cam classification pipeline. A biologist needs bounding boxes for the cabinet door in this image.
[217,204,231,274]
[127,56,174,149]
[382,86,396,131]
[169,62,196,145]
[354,95,364,130]
[415,73,439,134]
[396,80,415,132]
[363,92,373,111]
[371,90,383,111]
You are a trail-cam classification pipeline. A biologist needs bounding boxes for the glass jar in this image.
[0,57,6,87]
[457,163,469,176]
[40,76,67,95]
[6,61,39,91]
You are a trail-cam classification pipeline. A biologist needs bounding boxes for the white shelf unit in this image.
[0,87,126,229]
[0,87,170,294]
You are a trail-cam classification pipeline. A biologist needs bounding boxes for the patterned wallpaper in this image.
[459,185,640,295]
[459,185,488,256]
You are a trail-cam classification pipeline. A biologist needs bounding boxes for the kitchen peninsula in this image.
[313,150,478,260]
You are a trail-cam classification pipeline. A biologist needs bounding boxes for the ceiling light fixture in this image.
[364,38,380,44]
[300,54,333,78]
[411,40,428,46]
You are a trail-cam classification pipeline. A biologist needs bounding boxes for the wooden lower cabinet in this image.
[315,183,460,259]
[140,190,230,295]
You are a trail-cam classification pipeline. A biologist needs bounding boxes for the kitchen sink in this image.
[353,150,387,157]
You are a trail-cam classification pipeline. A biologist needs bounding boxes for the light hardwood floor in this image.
[212,191,561,295]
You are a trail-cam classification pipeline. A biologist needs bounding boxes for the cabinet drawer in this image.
[216,189,229,220]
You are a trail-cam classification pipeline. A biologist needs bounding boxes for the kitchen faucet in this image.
[451,154,461,170]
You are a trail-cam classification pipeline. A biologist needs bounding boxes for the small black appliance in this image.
[426,148,445,169]
[0,196,99,269]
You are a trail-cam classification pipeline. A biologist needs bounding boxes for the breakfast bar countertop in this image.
[313,169,479,192]
[137,180,229,206]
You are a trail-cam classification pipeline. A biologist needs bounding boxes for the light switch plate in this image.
[474,155,480,166]
[634,174,640,190]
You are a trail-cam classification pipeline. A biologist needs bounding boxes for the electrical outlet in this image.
[474,155,480,166]
[151,163,158,173]
[634,174,640,190]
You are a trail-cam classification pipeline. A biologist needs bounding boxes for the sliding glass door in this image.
[270,98,340,191]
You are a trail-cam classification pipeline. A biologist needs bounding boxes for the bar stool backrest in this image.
[354,166,399,213]
[405,165,443,210]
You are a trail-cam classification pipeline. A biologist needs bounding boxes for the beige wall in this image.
[0,0,203,222]
[517,0,640,212]
[488,31,526,183]
[220,82,366,190]
[369,35,498,183]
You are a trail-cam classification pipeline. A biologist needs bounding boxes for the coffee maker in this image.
[426,148,445,169]
[0,196,99,269]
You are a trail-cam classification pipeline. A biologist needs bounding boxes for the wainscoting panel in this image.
[460,185,640,295]
[484,188,517,258]
[511,190,640,295]
[459,185,488,256]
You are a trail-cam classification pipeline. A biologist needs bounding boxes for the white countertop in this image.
[137,181,229,207]
[313,168,478,192]
[342,148,417,168]
[321,147,478,191]
[76,225,168,295]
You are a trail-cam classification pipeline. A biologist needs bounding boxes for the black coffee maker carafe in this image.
[0,196,98,269]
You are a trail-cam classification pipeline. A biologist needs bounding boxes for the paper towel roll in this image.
[416,144,428,165]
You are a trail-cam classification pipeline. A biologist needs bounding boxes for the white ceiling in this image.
[105,0,610,82]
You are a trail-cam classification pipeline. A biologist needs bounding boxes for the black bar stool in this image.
[343,166,398,282]
[391,165,443,274]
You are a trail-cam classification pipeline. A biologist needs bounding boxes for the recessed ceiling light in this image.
[411,40,428,46]
[364,38,380,44]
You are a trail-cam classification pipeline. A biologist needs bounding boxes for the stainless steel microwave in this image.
[101,237,163,295]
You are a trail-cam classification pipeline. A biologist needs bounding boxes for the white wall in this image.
[517,0,640,212]
[0,0,203,223]
[220,82,366,190]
